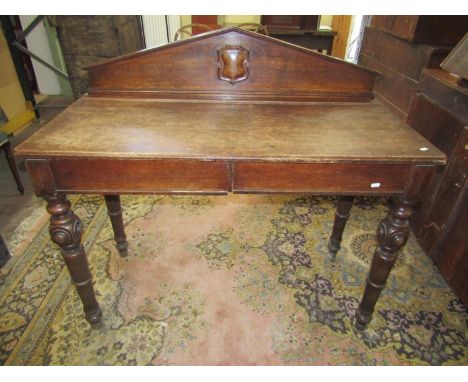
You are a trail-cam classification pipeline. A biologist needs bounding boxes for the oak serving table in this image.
[15,27,445,331]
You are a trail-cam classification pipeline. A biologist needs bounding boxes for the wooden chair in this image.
[174,23,269,41]
[174,24,214,41]
[0,232,11,267]
[0,132,24,194]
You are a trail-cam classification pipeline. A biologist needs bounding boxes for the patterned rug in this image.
[0,194,467,365]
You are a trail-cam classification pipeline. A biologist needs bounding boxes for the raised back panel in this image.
[86,27,377,102]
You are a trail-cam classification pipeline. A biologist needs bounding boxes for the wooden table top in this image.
[16,96,445,164]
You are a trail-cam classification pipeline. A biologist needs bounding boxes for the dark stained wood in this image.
[360,27,449,81]
[15,25,448,329]
[370,15,394,32]
[15,98,444,164]
[217,45,249,84]
[407,68,467,307]
[418,69,468,123]
[266,30,336,55]
[329,164,440,329]
[372,93,408,122]
[380,16,420,42]
[359,26,452,120]
[328,196,354,260]
[261,16,333,55]
[233,162,413,194]
[104,195,129,257]
[49,158,230,194]
[85,27,377,102]
[417,127,468,261]
[403,165,437,203]
[24,159,56,196]
[261,16,319,30]
[190,16,219,35]
[45,194,101,325]
[437,187,468,307]
[407,74,467,255]
[355,197,414,330]
[412,17,468,45]
[359,53,418,117]
[407,93,465,156]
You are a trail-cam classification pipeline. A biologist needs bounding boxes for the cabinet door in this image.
[427,127,467,258]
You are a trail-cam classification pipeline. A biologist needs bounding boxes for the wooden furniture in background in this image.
[261,15,319,31]
[84,28,377,102]
[235,23,269,36]
[266,29,336,56]
[407,68,468,307]
[359,26,452,120]
[370,16,468,45]
[15,27,445,331]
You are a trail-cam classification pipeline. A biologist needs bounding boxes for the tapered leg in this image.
[328,196,354,260]
[45,194,102,325]
[3,141,24,194]
[104,195,128,257]
[354,198,413,330]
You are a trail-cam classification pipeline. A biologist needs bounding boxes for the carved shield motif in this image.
[217,45,249,84]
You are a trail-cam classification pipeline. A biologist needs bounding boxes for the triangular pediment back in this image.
[86,27,377,102]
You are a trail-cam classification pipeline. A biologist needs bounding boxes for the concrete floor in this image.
[0,96,73,257]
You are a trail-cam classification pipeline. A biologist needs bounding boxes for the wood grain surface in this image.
[85,27,376,102]
[15,97,445,164]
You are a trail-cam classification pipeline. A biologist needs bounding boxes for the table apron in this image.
[232,162,412,194]
[29,158,415,195]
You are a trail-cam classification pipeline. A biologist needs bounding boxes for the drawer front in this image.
[50,158,229,193]
[233,162,412,194]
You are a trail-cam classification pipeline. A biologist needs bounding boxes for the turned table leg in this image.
[45,194,102,325]
[328,196,354,260]
[354,198,413,330]
[104,195,128,257]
